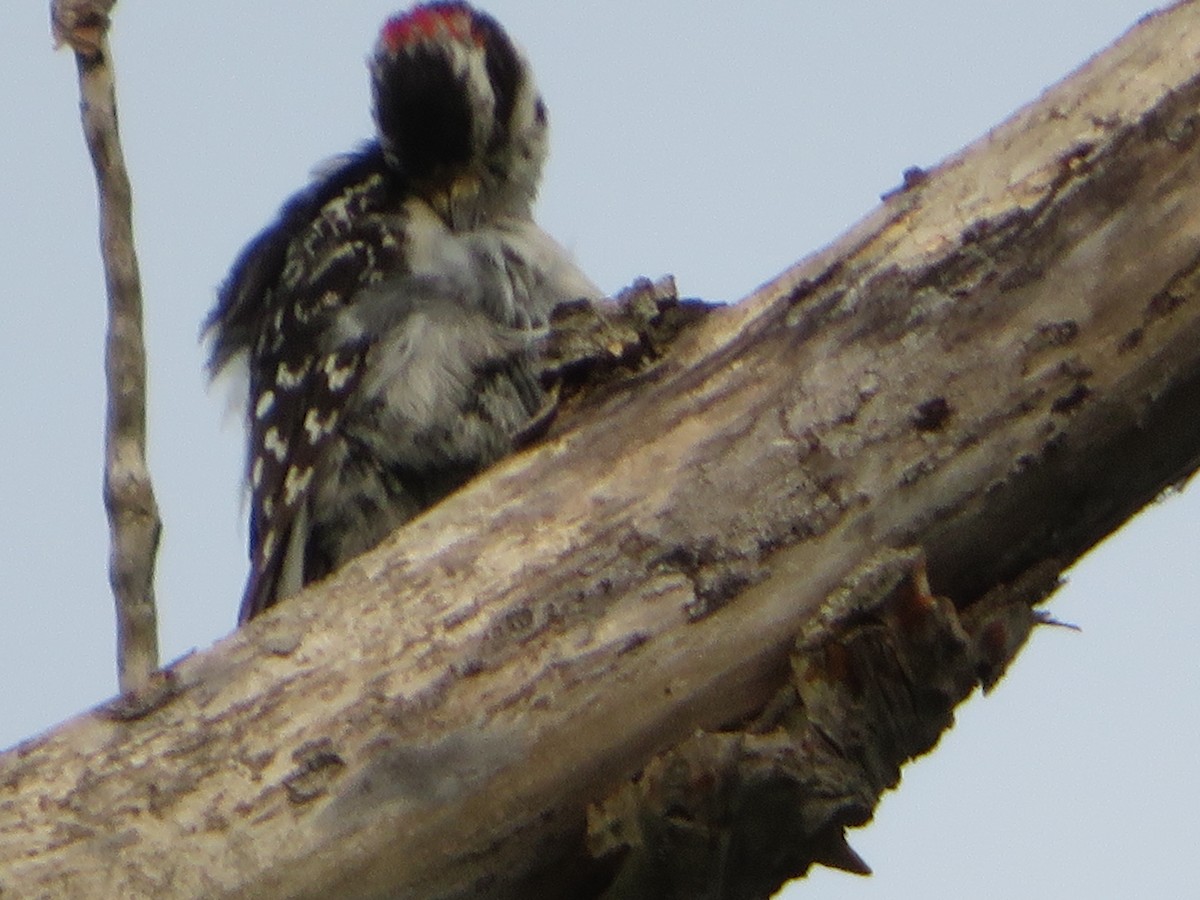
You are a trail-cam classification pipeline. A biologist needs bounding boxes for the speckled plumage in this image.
[205,3,599,622]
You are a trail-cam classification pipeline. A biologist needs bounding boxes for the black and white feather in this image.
[205,2,599,622]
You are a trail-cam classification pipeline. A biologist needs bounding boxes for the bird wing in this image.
[207,148,405,622]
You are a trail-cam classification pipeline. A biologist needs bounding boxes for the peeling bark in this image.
[6,3,1200,898]
[586,552,1057,899]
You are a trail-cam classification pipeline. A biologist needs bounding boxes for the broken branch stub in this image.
[585,550,1054,897]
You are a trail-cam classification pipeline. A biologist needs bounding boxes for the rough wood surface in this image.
[6,3,1200,898]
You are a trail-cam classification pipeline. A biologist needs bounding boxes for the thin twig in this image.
[52,0,161,692]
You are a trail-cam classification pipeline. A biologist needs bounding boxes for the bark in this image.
[52,0,162,692]
[6,3,1200,898]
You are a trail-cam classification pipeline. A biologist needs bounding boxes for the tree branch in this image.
[7,2,1200,897]
[52,0,161,692]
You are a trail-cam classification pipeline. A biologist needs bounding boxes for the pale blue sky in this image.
[1,2,1196,897]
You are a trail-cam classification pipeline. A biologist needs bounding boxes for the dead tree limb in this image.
[52,0,162,691]
[6,3,1200,898]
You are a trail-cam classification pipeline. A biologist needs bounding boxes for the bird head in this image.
[370,2,548,214]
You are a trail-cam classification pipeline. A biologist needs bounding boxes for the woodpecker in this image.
[205,2,599,623]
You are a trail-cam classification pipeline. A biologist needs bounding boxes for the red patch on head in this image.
[379,2,479,54]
